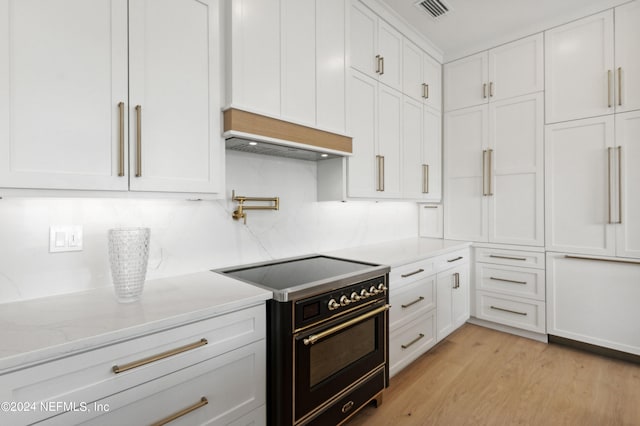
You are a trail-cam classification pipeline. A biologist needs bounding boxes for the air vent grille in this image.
[415,0,452,19]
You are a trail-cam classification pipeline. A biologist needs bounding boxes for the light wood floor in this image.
[347,324,640,426]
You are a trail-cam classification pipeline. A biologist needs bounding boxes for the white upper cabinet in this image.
[0,0,129,191]
[545,10,614,124]
[351,2,403,92]
[614,1,640,114]
[376,84,403,198]
[444,33,543,112]
[403,40,442,111]
[227,0,281,117]
[615,110,640,259]
[128,0,221,194]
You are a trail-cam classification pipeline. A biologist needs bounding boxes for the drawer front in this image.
[475,248,545,269]
[476,291,546,333]
[389,310,436,377]
[43,340,266,426]
[433,249,470,273]
[476,263,546,300]
[1,305,265,425]
[389,275,436,328]
[390,259,436,289]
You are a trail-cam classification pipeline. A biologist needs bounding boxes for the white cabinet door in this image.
[350,2,377,79]
[377,84,403,198]
[488,33,543,102]
[348,72,378,198]
[128,0,221,194]
[615,1,640,114]
[545,116,616,256]
[377,20,403,92]
[444,105,489,242]
[545,10,614,123]
[546,253,640,356]
[281,0,315,127]
[616,110,640,259]
[402,96,424,199]
[436,264,469,341]
[0,0,128,191]
[488,93,544,246]
[444,51,488,112]
[402,40,424,103]
[451,265,470,330]
[316,0,346,134]
[229,0,280,116]
[423,54,442,111]
[423,105,442,201]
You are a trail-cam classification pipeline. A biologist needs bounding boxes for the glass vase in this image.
[108,227,150,303]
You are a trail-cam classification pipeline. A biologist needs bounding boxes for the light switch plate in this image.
[49,226,83,252]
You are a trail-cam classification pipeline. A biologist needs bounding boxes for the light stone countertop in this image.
[0,271,271,373]
[324,237,472,267]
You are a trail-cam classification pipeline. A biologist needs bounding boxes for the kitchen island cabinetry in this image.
[0,0,222,194]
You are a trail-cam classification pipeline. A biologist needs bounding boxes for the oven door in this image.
[294,300,389,422]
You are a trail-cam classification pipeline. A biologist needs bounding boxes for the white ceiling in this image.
[381,0,632,61]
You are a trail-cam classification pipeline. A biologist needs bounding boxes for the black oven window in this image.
[309,318,376,387]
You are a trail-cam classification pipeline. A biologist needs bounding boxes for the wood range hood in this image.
[222,108,353,161]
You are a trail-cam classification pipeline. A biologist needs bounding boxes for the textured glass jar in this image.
[108,227,150,303]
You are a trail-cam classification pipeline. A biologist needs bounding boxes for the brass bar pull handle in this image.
[447,256,463,263]
[375,55,381,74]
[380,155,385,191]
[453,272,460,289]
[117,102,125,177]
[608,147,613,224]
[401,268,425,278]
[376,155,382,191]
[482,150,488,196]
[618,67,622,106]
[423,205,439,209]
[490,277,527,285]
[490,306,527,316]
[401,333,425,349]
[341,401,355,414]
[303,304,391,346]
[422,83,429,99]
[380,56,384,75]
[401,296,425,309]
[617,146,622,224]
[483,83,487,99]
[489,81,494,97]
[564,255,640,265]
[489,254,527,261]
[150,397,208,426]
[112,338,208,374]
[488,149,494,196]
[608,70,612,108]
[135,105,142,177]
[422,164,429,194]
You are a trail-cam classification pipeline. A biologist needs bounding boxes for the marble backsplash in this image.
[0,151,419,303]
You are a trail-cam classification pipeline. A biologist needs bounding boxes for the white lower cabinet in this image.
[389,310,436,377]
[436,262,470,341]
[473,246,546,337]
[547,252,640,356]
[0,304,266,426]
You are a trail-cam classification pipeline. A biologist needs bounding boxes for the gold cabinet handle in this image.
[489,81,494,97]
[608,70,613,108]
[380,56,384,75]
[608,147,613,224]
[401,333,425,349]
[483,83,487,99]
[376,155,382,191]
[489,277,527,285]
[135,105,142,177]
[422,164,429,194]
[150,397,208,426]
[489,254,527,261]
[375,55,381,74]
[617,146,622,224]
[303,304,391,345]
[112,338,208,374]
[488,149,494,196]
[618,67,622,106]
[422,83,429,99]
[490,306,527,316]
[564,254,640,265]
[401,268,425,278]
[482,150,488,195]
[401,296,425,309]
[117,102,125,177]
[447,256,463,263]
[453,272,460,289]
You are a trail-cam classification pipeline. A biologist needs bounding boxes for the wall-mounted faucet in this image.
[231,190,279,224]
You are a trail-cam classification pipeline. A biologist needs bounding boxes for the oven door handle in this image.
[303,304,391,346]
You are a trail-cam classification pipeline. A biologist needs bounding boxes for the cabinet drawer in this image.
[433,249,470,273]
[390,259,435,288]
[476,291,545,333]
[476,263,545,301]
[0,305,265,425]
[389,275,436,328]
[475,248,544,269]
[389,310,436,377]
[43,340,266,426]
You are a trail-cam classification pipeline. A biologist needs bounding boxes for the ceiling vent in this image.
[415,0,452,20]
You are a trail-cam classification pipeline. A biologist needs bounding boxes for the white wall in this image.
[0,151,419,303]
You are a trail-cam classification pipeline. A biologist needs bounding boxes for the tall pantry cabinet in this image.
[545,2,640,357]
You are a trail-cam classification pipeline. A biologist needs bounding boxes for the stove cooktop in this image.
[214,255,389,302]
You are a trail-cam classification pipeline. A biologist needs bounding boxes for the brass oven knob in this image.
[369,286,379,295]
[350,292,361,302]
[360,289,371,298]
[339,295,351,306]
[378,283,388,292]
[328,299,340,311]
